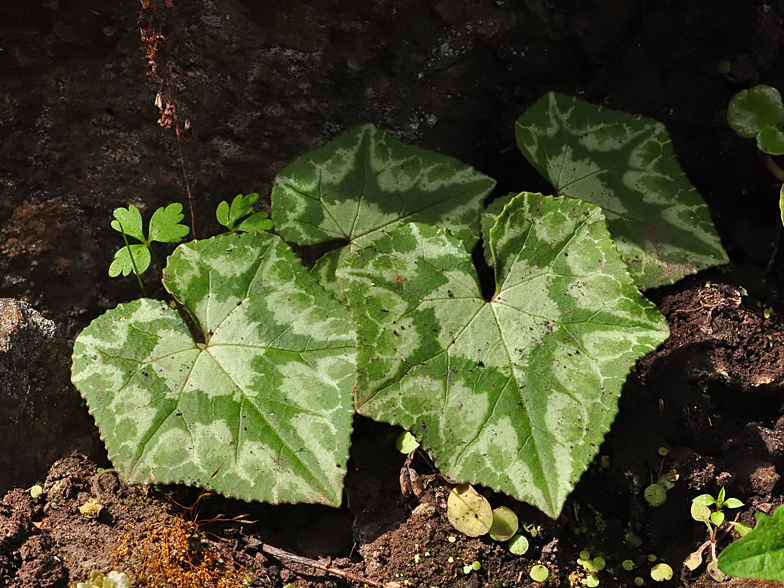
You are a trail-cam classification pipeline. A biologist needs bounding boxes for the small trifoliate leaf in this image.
[73,232,356,506]
[148,203,190,243]
[517,92,729,290]
[337,193,669,517]
[447,483,493,537]
[217,194,271,232]
[109,244,151,277]
[111,205,146,242]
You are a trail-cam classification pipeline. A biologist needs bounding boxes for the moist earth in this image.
[2,1,784,587]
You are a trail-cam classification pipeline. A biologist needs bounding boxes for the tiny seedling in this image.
[215,193,274,234]
[684,487,751,581]
[530,564,550,583]
[727,84,784,237]
[75,570,130,588]
[109,203,190,292]
[577,549,606,587]
[650,563,673,582]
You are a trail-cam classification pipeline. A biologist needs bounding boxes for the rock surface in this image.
[0,299,101,496]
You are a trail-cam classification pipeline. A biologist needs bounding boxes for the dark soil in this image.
[2,1,784,587]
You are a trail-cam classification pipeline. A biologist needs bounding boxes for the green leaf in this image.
[271,124,495,292]
[718,505,784,582]
[336,193,669,517]
[516,92,729,290]
[148,203,190,243]
[72,232,357,506]
[111,205,146,242]
[236,213,274,233]
[694,494,717,507]
[724,497,744,509]
[109,244,151,277]
[447,483,493,537]
[217,194,272,233]
[691,501,711,523]
[757,126,784,155]
[712,511,726,526]
[489,506,519,541]
[727,85,784,139]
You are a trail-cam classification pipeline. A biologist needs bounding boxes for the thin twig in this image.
[261,543,401,588]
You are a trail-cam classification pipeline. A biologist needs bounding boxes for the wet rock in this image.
[0,299,102,496]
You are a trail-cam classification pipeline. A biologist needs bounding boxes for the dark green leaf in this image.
[517,92,729,290]
[727,85,784,139]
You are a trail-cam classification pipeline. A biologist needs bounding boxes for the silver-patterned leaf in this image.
[337,193,669,517]
[72,232,356,506]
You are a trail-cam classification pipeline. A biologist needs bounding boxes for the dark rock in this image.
[0,299,103,496]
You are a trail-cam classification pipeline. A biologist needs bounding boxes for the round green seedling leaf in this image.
[650,563,673,582]
[728,85,784,138]
[691,501,711,523]
[396,430,420,453]
[757,125,784,155]
[72,232,357,506]
[508,534,529,555]
[584,573,600,587]
[644,484,667,507]
[271,124,495,298]
[337,194,669,518]
[447,483,493,537]
[489,506,519,541]
[517,92,729,290]
[530,564,549,583]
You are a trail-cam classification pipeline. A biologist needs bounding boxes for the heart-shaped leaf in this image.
[516,92,729,290]
[336,193,669,517]
[271,123,495,293]
[72,232,356,506]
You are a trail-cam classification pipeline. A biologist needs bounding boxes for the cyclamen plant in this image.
[71,92,728,518]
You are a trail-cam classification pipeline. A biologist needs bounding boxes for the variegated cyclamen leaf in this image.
[271,123,495,293]
[516,92,729,290]
[336,193,669,518]
[72,232,356,506]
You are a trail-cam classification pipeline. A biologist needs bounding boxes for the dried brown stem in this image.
[261,543,402,588]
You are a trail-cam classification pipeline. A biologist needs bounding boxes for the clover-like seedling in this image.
[684,487,751,581]
[727,84,784,229]
[75,570,130,588]
[109,203,190,285]
[728,85,784,156]
[216,193,273,234]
